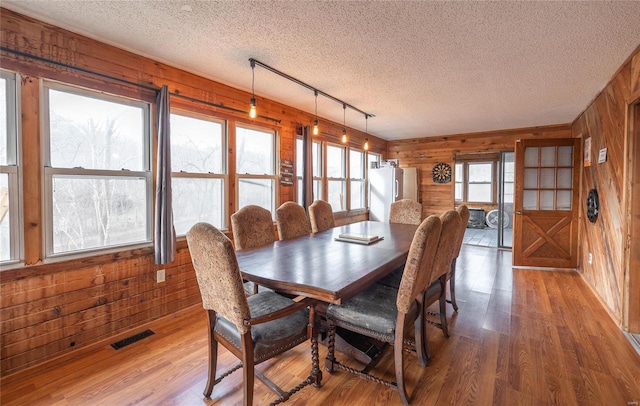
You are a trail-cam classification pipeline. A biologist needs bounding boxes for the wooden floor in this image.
[2,245,639,405]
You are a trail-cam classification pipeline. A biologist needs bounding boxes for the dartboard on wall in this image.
[432,162,452,183]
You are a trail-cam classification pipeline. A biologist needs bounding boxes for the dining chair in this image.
[389,199,422,225]
[275,201,311,240]
[186,222,322,405]
[423,209,462,339]
[231,205,276,295]
[447,205,470,311]
[308,200,335,233]
[377,199,424,289]
[324,215,442,405]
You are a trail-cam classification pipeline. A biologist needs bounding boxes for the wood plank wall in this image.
[386,125,572,218]
[571,45,640,328]
[0,8,381,376]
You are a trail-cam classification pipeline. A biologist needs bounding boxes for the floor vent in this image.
[111,329,155,350]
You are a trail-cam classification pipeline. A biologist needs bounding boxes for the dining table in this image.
[235,220,420,364]
[235,220,419,304]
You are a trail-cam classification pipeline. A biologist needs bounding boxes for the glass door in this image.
[497,152,514,248]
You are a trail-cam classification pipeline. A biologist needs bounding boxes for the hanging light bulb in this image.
[249,60,257,118]
[313,91,319,135]
[342,104,348,143]
[364,114,369,150]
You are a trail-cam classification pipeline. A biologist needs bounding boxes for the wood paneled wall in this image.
[386,125,572,217]
[571,45,640,328]
[0,8,381,376]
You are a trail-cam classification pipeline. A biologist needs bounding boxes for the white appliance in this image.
[369,167,404,222]
[402,167,419,201]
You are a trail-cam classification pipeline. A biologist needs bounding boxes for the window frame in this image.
[42,80,153,259]
[349,148,366,210]
[455,160,496,204]
[0,69,22,264]
[170,110,229,234]
[235,123,278,216]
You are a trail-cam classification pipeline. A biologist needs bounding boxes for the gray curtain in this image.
[154,85,175,264]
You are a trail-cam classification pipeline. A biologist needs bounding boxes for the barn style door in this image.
[513,138,580,268]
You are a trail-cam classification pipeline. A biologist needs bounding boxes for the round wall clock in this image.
[432,162,452,183]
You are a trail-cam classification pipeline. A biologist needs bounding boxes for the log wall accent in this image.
[571,45,640,328]
[386,125,572,217]
[0,8,380,376]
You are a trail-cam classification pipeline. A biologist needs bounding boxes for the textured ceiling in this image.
[3,1,640,140]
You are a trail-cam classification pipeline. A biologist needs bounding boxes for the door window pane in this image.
[557,191,572,210]
[557,169,572,189]
[524,147,538,167]
[524,169,538,189]
[540,147,556,167]
[523,190,538,210]
[540,190,555,210]
[540,168,555,189]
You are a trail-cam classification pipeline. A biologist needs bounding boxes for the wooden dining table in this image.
[235,220,419,305]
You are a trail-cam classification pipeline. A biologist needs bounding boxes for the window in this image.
[467,163,493,202]
[171,112,227,235]
[236,125,277,215]
[349,149,365,209]
[0,70,20,263]
[44,82,152,256]
[455,161,494,203]
[326,144,346,212]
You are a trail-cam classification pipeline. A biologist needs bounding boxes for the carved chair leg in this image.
[204,310,218,397]
[324,321,337,373]
[309,306,323,387]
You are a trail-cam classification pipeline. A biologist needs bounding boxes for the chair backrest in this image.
[396,215,442,313]
[389,199,422,225]
[430,209,462,282]
[276,201,311,240]
[230,205,276,250]
[308,200,335,233]
[453,205,470,258]
[186,222,251,334]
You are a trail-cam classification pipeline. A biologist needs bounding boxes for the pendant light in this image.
[364,114,369,151]
[249,60,257,119]
[341,104,348,143]
[313,91,319,135]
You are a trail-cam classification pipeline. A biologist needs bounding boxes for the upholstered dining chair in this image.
[447,205,470,311]
[231,205,276,295]
[186,222,321,405]
[389,199,422,225]
[308,200,335,233]
[231,205,276,250]
[324,216,442,405]
[275,201,311,240]
[423,209,462,339]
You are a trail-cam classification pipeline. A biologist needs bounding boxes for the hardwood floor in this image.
[2,245,639,405]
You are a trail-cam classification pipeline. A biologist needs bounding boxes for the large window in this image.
[171,112,227,235]
[349,149,365,209]
[236,125,277,215]
[0,70,20,263]
[43,82,152,256]
[326,144,346,212]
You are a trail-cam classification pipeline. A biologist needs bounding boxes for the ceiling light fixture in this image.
[313,91,319,135]
[342,104,348,143]
[364,114,369,151]
[249,60,257,119]
[248,58,374,140]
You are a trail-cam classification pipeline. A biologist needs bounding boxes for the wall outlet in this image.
[157,269,166,283]
[588,253,593,265]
